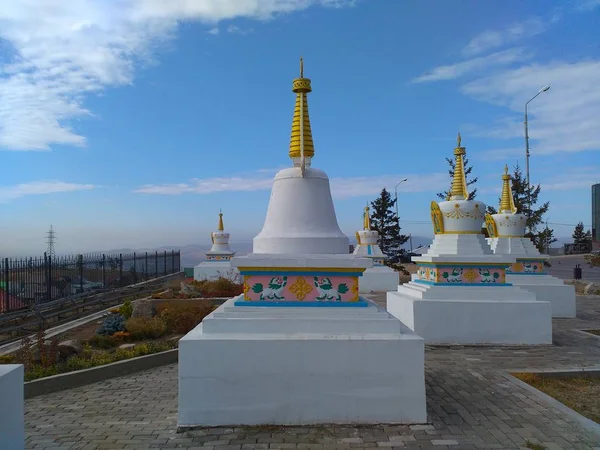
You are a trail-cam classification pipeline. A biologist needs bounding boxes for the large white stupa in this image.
[386,134,552,345]
[486,166,576,317]
[178,59,426,427]
[353,206,399,292]
[193,211,239,282]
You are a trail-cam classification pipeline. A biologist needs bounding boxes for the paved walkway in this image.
[25,296,600,450]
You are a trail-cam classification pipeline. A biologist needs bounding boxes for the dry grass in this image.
[513,372,600,424]
[564,280,600,295]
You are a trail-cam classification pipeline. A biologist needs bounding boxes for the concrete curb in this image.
[501,371,600,438]
[24,348,178,399]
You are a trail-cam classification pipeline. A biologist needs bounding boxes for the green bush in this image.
[125,317,168,340]
[88,334,119,349]
[119,299,134,320]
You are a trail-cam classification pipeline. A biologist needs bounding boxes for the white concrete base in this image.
[359,267,399,293]
[0,364,24,450]
[193,262,240,282]
[387,283,552,345]
[507,274,576,318]
[178,296,426,426]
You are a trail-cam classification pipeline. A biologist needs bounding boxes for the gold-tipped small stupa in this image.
[449,133,469,200]
[363,205,371,230]
[289,57,315,161]
[218,210,224,231]
[499,165,518,214]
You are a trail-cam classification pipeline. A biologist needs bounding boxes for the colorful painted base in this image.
[414,264,508,285]
[507,259,545,275]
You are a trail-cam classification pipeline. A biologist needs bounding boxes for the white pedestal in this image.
[387,284,552,345]
[178,297,426,427]
[193,262,240,282]
[0,365,24,450]
[507,274,576,318]
[359,267,399,293]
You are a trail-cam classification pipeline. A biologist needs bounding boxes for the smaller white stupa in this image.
[353,206,398,292]
[486,166,576,317]
[193,211,239,282]
[386,134,552,345]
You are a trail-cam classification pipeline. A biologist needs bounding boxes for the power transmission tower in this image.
[46,225,57,258]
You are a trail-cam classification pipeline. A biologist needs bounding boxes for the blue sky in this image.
[1,0,599,256]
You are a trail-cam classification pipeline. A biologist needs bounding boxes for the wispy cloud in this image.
[0,0,354,151]
[0,181,96,202]
[411,48,529,83]
[227,25,253,35]
[461,61,600,155]
[576,0,600,11]
[462,16,554,57]
[134,170,450,199]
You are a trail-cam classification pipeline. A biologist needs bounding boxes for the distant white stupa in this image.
[485,166,575,317]
[352,206,398,292]
[193,211,238,281]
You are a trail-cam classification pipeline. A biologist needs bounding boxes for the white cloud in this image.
[461,61,600,155]
[207,27,219,35]
[411,48,529,83]
[462,17,552,57]
[0,0,353,151]
[0,181,96,202]
[227,24,253,34]
[133,170,450,199]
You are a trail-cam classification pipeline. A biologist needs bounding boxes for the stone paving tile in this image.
[25,296,600,449]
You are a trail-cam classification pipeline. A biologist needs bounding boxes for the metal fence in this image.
[0,250,181,314]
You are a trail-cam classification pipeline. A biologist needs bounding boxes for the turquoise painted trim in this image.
[239,271,364,277]
[416,262,508,268]
[414,280,513,287]
[367,245,372,255]
[507,272,546,276]
[234,300,368,307]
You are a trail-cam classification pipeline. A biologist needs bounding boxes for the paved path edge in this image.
[500,371,600,438]
[24,348,178,399]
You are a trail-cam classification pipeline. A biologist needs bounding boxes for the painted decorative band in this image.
[414,279,513,287]
[415,265,507,284]
[239,271,365,277]
[234,300,369,307]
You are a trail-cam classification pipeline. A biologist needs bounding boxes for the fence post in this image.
[164,251,167,277]
[133,252,137,284]
[171,250,175,274]
[3,258,9,312]
[78,254,84,293]
[102,254,106,287]
[44,252,50,304]
[145,252,148,281]
[155,251,158,278]
[119,254,123,287]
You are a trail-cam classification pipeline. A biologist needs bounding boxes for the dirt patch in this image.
[564,280,600,295]
[583,330,600,337]
[513,372,600,424]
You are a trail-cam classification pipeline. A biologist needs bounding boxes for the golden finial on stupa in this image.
[449,132,469,200]
[499,165,517,214]
[363,205,371,230]
[218,210,224,231]
[289,57,315,161]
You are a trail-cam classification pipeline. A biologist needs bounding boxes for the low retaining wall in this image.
[25,348,178,399]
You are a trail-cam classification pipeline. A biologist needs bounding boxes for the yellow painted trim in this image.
[497,234,524,238]
[439,231,481,235]
[417,262,509,267]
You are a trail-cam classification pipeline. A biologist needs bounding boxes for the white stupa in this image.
[353,206,399,292]
[178,59,426,427]
[193,211,239,282]
[485,166,576,317]
[386,134,552,345]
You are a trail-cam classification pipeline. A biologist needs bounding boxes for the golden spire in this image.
[217,210,224,231]
[363,205,371,230]
[499,165,518,213]
[449,132,469,200]
[289,57,315,161]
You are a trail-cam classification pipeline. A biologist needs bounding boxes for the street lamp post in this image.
[394,178,408,227]
[524,84,550,232]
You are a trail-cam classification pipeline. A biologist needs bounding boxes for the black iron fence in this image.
[0,250,181,314]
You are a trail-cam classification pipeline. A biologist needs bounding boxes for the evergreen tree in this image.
[486,163,552,253]
[370,188,409,265]
[437,156,478,201]
[572,222,592,244]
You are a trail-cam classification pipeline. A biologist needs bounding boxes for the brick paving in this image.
[24,295,600,450]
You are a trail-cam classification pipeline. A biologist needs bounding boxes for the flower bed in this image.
[0,299,215,381]
[151,277,243,300]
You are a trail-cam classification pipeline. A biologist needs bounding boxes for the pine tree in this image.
[437,156,478,201]
[572,222,592,244]
[486,164,552,253]
[370,188,409,265]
